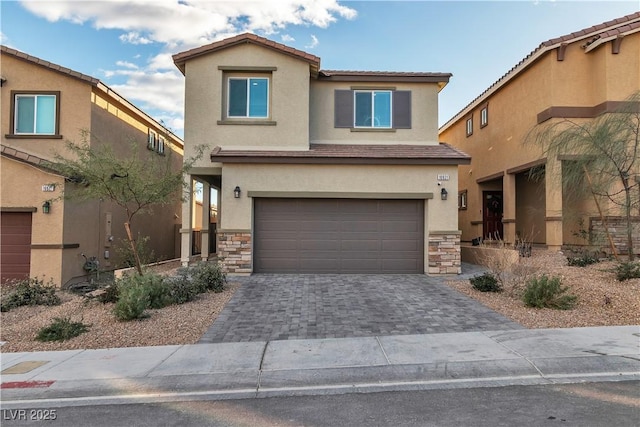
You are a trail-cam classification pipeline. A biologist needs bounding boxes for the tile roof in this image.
[1,45,99,86]
[210,143,471,165]
[173,33,321,75]
[440,11,640,132]
[1,145,60,175]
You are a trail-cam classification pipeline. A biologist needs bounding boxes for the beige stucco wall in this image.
[1,51,183,286]
[440,32,640,246]
[309,81,441,145]
[183,44,312,169]
[218,163,458,233]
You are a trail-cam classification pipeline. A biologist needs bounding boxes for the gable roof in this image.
[440,11,640,132]
[1,45,183,149]
[173,32,321,76]
[210,143,471,165]
[173,33,451,87]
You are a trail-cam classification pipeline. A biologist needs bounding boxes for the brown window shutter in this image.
[393,90,411,129]
[334,90,354,128]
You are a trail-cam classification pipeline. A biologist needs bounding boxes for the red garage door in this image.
[1,212,32,283]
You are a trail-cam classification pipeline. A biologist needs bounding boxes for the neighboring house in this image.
[173,33,470,275]
[439,12,640,253]
[1,46,184,286]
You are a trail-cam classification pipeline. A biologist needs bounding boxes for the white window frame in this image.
[227,76,270,119]
[13,93,57,135]
[157,136,165,154]
[353,90,393,129]
[148,130,157,150]
[466,116,473,136]
[480,106,488,127]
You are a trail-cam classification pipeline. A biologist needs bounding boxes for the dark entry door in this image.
[1,212,32,283]
[483,191,503,240]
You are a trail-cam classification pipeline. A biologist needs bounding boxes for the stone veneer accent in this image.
[217,231,252,274]
[428,231,462,274]
[590,217,640,255]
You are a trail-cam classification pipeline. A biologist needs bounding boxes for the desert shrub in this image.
[1,277,60,312]
[567,254,599,267]
[97,283,120,304]
[470,273,502,292]
[36,317,89,342]
[165,274,200,305]
[114,235,156,269]
[477,240,519,291]
[615,261,640,281]
[113,278,151,321]
[522,275,577,310]
[190,262,226,293]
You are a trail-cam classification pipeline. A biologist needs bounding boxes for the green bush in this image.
[1,277,60,312]
[191,262,226,293]
[113,278,151,321]
[615,261,640,281]
[567,254,599,267]
[36,317,89,342]
[165,274,200,305]
[470,273,502,292]
[114,235,156,268]
[522,275,577,310]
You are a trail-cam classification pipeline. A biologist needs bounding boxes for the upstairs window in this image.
[480,105,488,128]
[157,136,165,154]
[458,190,468,210]
[228,77,269,118]
[354,90,392,128]
[148,130,157,150]
[466,116,473,137]
[14,93,58,135]
[334,89,411,130]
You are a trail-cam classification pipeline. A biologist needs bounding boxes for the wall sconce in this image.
[42,201,51,214]
[440,188,448,200]
[233,186,241,199]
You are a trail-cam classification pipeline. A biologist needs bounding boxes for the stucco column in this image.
[200,181,211,261]
[545,157,563,250]
[180,176,194,266]
[503,172,516,244]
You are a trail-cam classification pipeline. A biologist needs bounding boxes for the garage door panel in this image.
[254,198,424,273]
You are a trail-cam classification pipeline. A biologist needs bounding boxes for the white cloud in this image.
[119,31,152,45]
[305,34,319,49]
[115,60,139,69]
[18,0,357,135]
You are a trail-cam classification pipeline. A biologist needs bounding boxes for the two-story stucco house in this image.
[173,33,470,275]
[439,12,640,254]
[1,46,184,286]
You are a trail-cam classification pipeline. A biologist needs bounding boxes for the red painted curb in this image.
[1,380,55,389]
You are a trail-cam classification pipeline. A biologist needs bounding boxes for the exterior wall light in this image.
[440,188,448,200]
[42,201,51,214]
[233,186,241,198]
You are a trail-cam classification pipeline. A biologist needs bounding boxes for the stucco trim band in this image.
[507,158,547,175]
[476,171,505,183]
[537,101,640,123]
[247,191,434,199]
[1,207,37,212]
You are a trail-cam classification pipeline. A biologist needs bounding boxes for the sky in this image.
[2,0,639,139]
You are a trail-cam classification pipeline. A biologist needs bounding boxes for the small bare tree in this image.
[52,130,203,275]
[528,92,640,260]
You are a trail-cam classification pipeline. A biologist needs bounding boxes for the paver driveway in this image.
[200,270,523,343]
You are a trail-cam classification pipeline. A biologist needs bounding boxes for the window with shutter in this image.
[334,89,411,130]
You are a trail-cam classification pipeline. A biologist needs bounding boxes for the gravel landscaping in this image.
[1,252,638,353]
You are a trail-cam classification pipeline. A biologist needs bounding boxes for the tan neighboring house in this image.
[173,33,470,275]
[1,46,184,287]
[439,12,640,253]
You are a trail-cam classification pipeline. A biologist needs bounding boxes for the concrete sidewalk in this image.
[1,326,638,408]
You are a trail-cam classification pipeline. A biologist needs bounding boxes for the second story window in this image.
[466,116,473,137]
[148,130,157,150]
[228,77,269,118]
[14,93,58,135]
[480,105,488,127]
[354,90,392,128]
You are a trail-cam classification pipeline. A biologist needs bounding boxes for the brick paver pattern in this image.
[200,271,523,343]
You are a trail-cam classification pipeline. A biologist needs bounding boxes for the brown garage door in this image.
[1,212,33,283]
[254,198,424,273]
